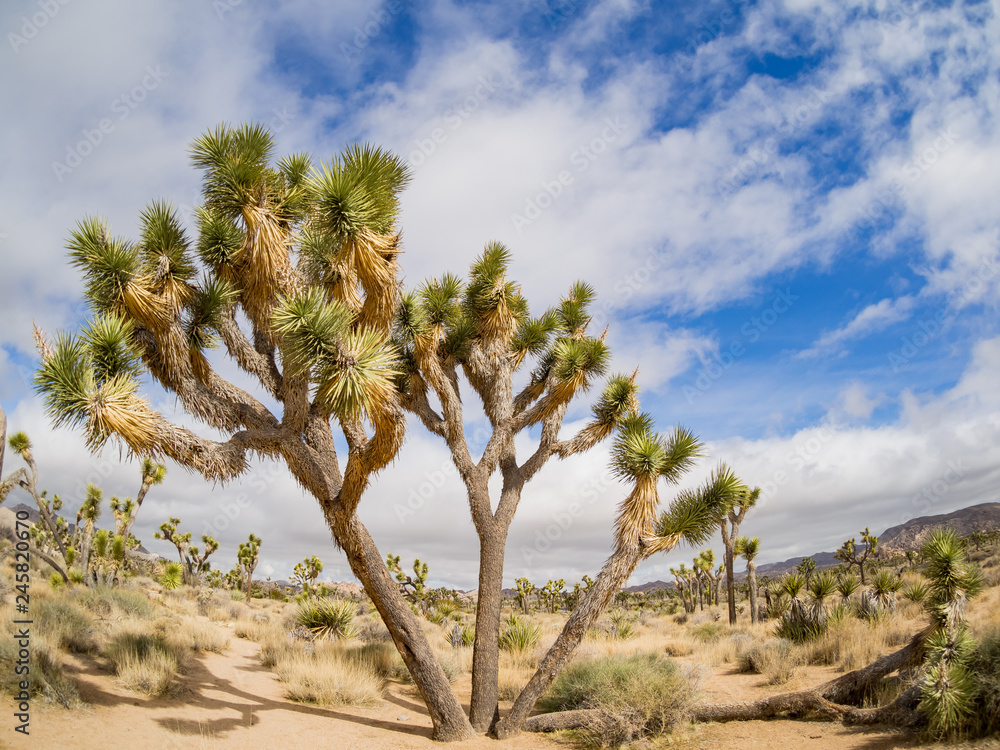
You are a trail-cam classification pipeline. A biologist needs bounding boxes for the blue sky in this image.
[1,0,998,589]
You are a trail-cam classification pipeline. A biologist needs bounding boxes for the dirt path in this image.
[3,623,924,749]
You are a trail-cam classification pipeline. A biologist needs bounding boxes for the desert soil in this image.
[0,620,926,750]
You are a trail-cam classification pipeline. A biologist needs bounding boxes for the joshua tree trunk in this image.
[325,504,475,742]
[747,561,759,624]
[469,525,508,730]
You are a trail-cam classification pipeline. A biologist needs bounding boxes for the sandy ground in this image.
[0,622,928,750]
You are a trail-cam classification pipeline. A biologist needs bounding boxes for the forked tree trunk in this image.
[490,542,642,740]
[469,528,508,730]
[326,507,475,742]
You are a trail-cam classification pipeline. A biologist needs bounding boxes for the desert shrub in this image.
[498,666,529,701]
[35,598,98,654]
[499,615,540,653]
[275,645,385,706]
[736,638,799,685]
[104,632,185,696]
[539,652,697,747]
[342,642,401,680]
[75,586,154,619]
[296,599,357,641]
[354,616,392,644]
[0,632,80,707]
[690,622,724,643]
[970,628,1000,738]
[609,609,637,640]
[172,620,230,653]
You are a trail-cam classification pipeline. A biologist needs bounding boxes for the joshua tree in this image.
[834,527,879,585]
[919,528,984,736]
[539,579,566,613]
[492,414,751,740]
[797,555,817,585]
[154,516,218,585]
[734,535,760,623]
[32,125,479,740]
[386,553,429,609]
[718,485,758,624]
[237,532,261,599]
[514,577,536,615]
[292,554,324,597]
[394,247,645,729]
[117,458,166,542]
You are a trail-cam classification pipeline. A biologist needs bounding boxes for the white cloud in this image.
[799,296,915,357]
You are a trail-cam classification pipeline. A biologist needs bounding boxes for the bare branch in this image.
[216,309,282,397]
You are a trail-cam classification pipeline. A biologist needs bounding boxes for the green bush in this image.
[690,622,724,642]
[36,598,98,654]
[971,628,1000,738]
[539,652,697,747]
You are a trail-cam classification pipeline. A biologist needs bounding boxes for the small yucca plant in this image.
[297,598,358,641]
[159,561,183,590]
[902,580,927,603]
[499,614,540,652]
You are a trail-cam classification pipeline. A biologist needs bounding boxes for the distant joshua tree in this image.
[734,535,761,622]
[718,485,758,624]
[834,527,879,585]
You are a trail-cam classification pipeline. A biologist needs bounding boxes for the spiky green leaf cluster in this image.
[67,217,141,314]
[655,464,744,547]
[272,288,355,375]
[138,200,196,283]
[314,328,399,421]
[463,242,519,317]
[307,143,411,245]
[590,373,639,427]
[186,275,238,351]
[34,333,96,431]
[195,206,243,270]
[190,123,275,215]
[81,313,143,384]
[7,431,30,456]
